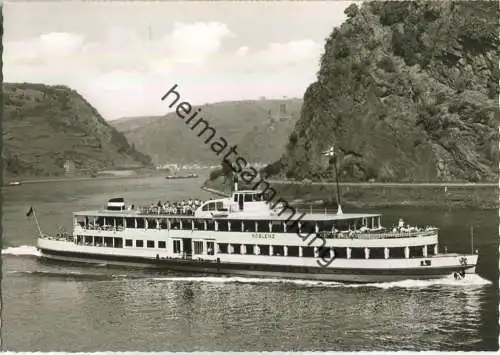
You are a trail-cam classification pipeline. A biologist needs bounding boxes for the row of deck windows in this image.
[75,235,437,259]
[78,216,381,233]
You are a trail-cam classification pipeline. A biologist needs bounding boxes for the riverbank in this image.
[271,182,498,210]
[203,178,498,210]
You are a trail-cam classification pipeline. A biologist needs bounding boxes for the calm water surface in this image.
[1,176,498,351]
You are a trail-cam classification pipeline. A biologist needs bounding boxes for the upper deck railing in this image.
[319,228,438,240]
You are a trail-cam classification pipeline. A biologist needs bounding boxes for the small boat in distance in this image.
[7,181,22,186]
[165,172,198,180]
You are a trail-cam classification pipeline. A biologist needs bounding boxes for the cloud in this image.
[254,39,322,67]
[162,22,233,64]
[236,46,249,57]
[4,24,319,118]
[5,32,85,65]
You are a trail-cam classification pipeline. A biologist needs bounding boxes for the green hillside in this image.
[111,99,302,166]
[3,83,153,177]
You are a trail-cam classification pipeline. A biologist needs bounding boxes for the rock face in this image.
[112,99,302,166]
[278,1,499,182]
[3,83,152,177]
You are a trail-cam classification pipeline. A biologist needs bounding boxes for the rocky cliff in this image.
[3,83,152,177]
[277,1,499,182]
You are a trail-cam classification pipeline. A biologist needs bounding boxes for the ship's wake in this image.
[2,245,41,257]
[151,273,492,289]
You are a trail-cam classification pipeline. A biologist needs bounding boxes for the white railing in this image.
[319,228,438,240]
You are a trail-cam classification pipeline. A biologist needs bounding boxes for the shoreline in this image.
[203,178,498,210]
[271,182,498,210]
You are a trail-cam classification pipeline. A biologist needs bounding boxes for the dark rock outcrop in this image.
[278,1,499,182]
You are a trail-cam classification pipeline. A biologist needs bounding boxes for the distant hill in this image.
[272,1,499,182]
[111,99,302,165]
[3,83,153,177]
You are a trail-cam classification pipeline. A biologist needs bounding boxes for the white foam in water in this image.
[2,245,41,257]
[345,273,492,289]
[151,273,492,289]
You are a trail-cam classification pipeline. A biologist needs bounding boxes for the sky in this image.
[3,1,354,120]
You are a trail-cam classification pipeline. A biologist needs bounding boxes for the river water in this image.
[1,175,498,351]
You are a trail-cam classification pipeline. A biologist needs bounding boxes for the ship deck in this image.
[73,209,381,221]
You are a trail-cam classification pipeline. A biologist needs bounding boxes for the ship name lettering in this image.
[251,233,275,239]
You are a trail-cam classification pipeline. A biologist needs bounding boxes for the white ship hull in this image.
[37,238,478,283]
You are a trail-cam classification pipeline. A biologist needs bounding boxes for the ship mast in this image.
[324,146,342,215]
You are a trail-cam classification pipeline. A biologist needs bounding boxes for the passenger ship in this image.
[35,184,478,283]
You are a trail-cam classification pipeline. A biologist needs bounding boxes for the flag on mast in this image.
[26,206,34,217]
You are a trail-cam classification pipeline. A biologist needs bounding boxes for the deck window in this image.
[217,220,229,232]
[318,247,331,259]
[193,241,203,255]
[147,219,156,229]
[218,243,228,254]
[335,220,350,231]
[301,221,315,234]
[206,220,216,231]
[158,241,166,249]
[173,240,181,253]
[232,244,241,254]
[244,194,252,202]
[104,237,113,247]
[207,242,215,255]
[427,245,435,256]
[271,221,284,233]
[389,247,405,258]
[136,219,145,229]
[302,246,315,257]
[272,245,284,256]
[410,246,424,258]
[318,221,335,232]
[159,219,168,229]
[256,221,269,232]
[194,219,205,230]
[125,239,133,247]
[370,248,385,259]
[113,238,123,248]
[171,219,180,229]
[231,220,243,232]
[332,247,347,259]
[147,240,155,248]
[287,222,299,234]
[136,240,144,248]
[115,218,124,228]
[350,248,365,259]
[258,245,270,256]
[182,219,193,230]
[125,218,135,229]
[243,221,254,232]
[287,246,299,257]
[244,244,254,255]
